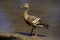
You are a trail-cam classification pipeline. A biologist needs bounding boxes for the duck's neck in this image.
[24,8,29,19]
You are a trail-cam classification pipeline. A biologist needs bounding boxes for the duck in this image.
[23,3,49,37]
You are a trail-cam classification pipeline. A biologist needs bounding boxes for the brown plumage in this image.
[23,3,49,36]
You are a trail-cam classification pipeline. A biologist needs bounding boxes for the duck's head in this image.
[23,3,29,9]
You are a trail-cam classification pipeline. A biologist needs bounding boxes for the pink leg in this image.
[35,29,38,37]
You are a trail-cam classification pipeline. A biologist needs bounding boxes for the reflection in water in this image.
[0,9,13,32]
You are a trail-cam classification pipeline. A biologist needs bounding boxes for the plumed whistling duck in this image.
[23,3,49,37]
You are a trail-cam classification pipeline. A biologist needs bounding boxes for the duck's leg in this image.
[30,27,34,36]
[35,28,38,37]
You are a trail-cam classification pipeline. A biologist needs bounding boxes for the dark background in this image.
[0,0,60,40]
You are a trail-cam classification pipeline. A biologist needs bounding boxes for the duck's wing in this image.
[29,15,41,24]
